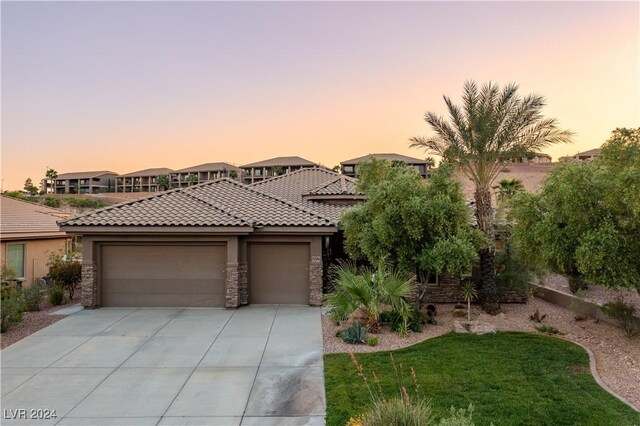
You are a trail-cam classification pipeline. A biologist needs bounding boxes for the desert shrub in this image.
[48,286,65,306]
[47,252,81,300]
[380,307,425,334]
[353,396,435,426]
[367,336,378,347]
[341,323,368,344]
[43,197,61,208]
[535,324,562,335]
[437,405,476,426]
[529,310,547,323]
[67,198,108,209]
[1,288,26,332]
[23,282,43,311]
[602,298,639,338]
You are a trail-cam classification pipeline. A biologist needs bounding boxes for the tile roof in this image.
[175,162,240,173]
[305,175,360,196]
[341,153,427,165]
[119,168,175,178]
[56,171,118,179]
[250,168,361,224]
[241,156,319,168]
[1,196,69,236]
[60,178,334,228]
[575,148,601,156]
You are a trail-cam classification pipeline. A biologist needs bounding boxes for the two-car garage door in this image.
[99,242,311,307]
[100,245,227,307]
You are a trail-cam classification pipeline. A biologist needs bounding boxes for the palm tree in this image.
[45,167,57,194]
[156,175,170,191]
[185,173,198,186]
[494,178,524,201]
[410,81,572,314]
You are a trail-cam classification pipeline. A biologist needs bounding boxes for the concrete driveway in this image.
[1,306,325,425]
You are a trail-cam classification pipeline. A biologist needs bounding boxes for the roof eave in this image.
[59,225,254,235]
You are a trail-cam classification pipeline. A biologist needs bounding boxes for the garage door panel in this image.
[249,243,309,305]
[101,244,226,307]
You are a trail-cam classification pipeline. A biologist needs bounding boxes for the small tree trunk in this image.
[475,186,501,314]
[467,299,471,321]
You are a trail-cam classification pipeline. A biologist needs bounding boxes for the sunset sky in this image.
[2,1,638,191]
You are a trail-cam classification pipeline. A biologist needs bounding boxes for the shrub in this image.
[43,197,61,208]
[367,336,378,347]
[67,198,108,209]
[1,262,17,283]
[325,260,414,333]
[380,308,424,334]
[529,309,547,323]
[437,405,476,426]
[602,298,639,338]
[1,288,26,333]
[47,252,81,300]
[354,396,434,426]
[48,286,65,306]
[23,282,43,311]
[535,324,562,335]
[341,324,368,344]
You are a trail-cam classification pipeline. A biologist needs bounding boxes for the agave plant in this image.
[325,260,415,333]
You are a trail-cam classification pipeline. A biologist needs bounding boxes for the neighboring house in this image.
[510,153,552,164]
[115,168,175,193]
[240,156,322,184]
[559,148,601,163]
[340,153,430,178]
[171,162,240,188]
[0,196,71,286]
[59,168,362,309]
[54,171,118,194]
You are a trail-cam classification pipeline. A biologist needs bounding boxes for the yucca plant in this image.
[325,260,415,334]
[461,279,478,322]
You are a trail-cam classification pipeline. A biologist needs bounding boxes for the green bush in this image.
[67,198,108,209]
[49,286,65,306]
[340,324,368,344]
[602,298,639,338]
[380,307,425,334]
[437,405,476,426]
[535,324,562,335]
[43,197,61,208]
[1,288,26,332]
[47,252,81,300]
[367,336,378,347]
[23,283,43,311]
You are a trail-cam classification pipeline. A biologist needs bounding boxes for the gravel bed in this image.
[323,297,640,409]
[1,299,79,349]
[539,274,640,310]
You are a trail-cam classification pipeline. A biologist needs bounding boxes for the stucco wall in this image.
[0,238,70,286]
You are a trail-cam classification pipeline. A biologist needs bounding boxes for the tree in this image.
[47,252,82,300]
[185,173,198,186]
[156,175,170,191]
[341,159,483,282]
[410,81,572,313]
[271,165,284,176]
[23,178,38,195]
[228,170,238,179]
[45,167,58,194]
[510,128,640,294]
[494,178,524,202]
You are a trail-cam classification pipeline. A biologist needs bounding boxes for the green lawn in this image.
[324,332,639,426]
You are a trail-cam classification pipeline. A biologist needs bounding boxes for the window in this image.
[7,244,25,279]
[254,169,262,177]
[343,165,354,173]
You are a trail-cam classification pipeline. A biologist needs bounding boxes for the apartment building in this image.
[340,153,430,178]
[115,168,175,193]
[172,162,240,188]
[240,156,321,184]
[54,171,117,194]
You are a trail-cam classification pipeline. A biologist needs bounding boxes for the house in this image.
[240,156,322,184]
[559,148,601,163]
[54,171,118,194]
[510,153,552,164]
[58,168,362,309]
[340,153,430,178]
[115,168,175,193]
[0,196,72,286]
[171,162,240,188]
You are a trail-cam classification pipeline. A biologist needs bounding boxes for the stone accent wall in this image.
[309,256,323,306]
[81,262,98,308]
[424,274,528,304]
[225,262,239,308]
[238,264,248,305]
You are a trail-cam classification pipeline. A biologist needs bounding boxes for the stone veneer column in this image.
[81,262,98,308]
[238,264,248,305]
[309,255,323,306]
[225,262,240,308]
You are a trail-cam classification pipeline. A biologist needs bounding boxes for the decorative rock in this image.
[454,320,496,335]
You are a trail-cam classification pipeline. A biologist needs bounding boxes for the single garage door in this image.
[101,244,226,307]
[249,243,310,305]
